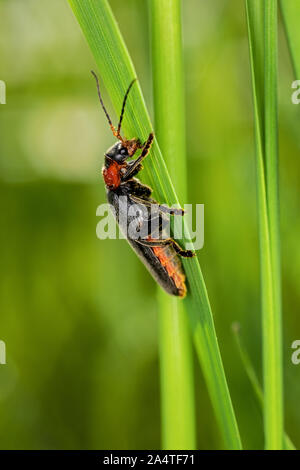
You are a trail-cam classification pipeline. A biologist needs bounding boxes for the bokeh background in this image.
[0,0,299,449]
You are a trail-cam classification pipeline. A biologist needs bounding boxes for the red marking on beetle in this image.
[103,161,122,189]
[150,241,187,298]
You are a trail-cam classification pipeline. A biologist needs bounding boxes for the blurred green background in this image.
[0,0,299,450]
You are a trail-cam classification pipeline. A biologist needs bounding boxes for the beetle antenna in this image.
[91,70,118,138]
[117,78,137,136]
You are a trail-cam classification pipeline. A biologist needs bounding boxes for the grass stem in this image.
[245,0,283,449]
[149,0,196,450]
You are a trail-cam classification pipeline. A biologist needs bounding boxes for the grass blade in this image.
[67,0,242,449]
[264,0,283,450]
[232,324,294,449]
[158,296,196,448]
[245,0,283,449]
[149,0,196,449]
[280,0,300,78]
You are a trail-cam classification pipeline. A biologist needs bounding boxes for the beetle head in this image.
[105,142,129,166]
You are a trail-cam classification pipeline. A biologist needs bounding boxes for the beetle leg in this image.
[122,132,154,180]
[129,195,184,216]
[136,238,195,258]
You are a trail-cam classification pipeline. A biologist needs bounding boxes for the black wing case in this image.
[107,188,181,296]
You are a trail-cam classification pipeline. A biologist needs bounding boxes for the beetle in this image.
[92,71,195,297]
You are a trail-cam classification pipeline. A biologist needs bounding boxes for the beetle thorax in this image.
[102,160,126,189]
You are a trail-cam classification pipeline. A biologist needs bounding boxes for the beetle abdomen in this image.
[149,240,186,298]
[127,238,184,297]
[107,187,187,297]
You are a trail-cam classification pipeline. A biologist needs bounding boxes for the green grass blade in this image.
[158,295,196,449]
[232,324,294,449]
[247,0,265,129]
[245,0,283,449]
[67,0,242,449]
[150,0,187,198]
[232,323,264,408]
[280,0,300,78]
[264,0,283,450]
[149,0,196,449]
